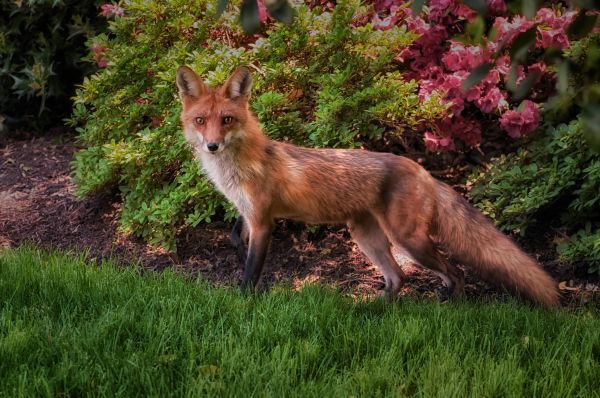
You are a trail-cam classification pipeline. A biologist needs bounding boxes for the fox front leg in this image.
[241,221,273,291]
[230,216,248,263]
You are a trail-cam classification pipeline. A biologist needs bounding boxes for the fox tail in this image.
[433,182,559,308]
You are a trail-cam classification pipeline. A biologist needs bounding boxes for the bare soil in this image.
[1,134,598,308]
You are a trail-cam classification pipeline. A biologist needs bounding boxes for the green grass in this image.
[1,247,599,397]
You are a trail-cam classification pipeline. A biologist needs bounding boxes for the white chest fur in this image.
[198,151,253,216]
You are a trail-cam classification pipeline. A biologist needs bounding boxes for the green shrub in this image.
[69,0,445,250]
[469,32,600,273]
[469,120,600,272]
[0,0,107,130]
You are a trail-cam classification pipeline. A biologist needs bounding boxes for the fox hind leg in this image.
[348,215,406,301]
[402,234,465,299]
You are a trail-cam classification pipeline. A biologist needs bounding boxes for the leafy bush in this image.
[0,0,108,130]
[69,0,445,250]
[469,31,600,273]
[469,120,600,272]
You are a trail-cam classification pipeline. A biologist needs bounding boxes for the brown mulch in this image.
[1,134,598,308]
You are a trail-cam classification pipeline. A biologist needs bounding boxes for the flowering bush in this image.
[70,0,444,249]
[371,0,585,151]
[469,32,600,272]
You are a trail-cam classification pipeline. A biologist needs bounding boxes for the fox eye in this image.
[222,116,234,125]
[195,117,205,125]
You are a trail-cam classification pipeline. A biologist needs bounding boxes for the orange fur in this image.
[177,65,559,308]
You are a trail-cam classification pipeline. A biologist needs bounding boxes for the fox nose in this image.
[207,143,219,152]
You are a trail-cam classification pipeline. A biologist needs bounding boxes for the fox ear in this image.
[176,66,206,99]
[223,66,253,101]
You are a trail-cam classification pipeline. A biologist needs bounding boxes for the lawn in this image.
[1,247,599,397]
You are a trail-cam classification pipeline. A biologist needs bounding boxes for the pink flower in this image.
[91,43,107,55]
[424,131,455,151]
[425,116,482,150]
[454,4,477,21]
[151,117,162,127]
[534,7,575,49]
[429,0,456,23]
[475,86,506,113]
[527,62,546,83]
[453,117,482,146]
[535,8,575,30]
[100,3,124,18]
[374,0,403,13]
[91,43,109,68]
[486,0,506,15]
[499,100,540,138]
[373,14,399,30]
[492,16,534,45]
[537,28,570,49]
[442,42,485,71]
[257,0,269,23]
[464,85,481,102]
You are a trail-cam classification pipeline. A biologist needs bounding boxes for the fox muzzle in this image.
[206,143,219,152]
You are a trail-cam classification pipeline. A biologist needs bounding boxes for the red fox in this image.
[176,65,560,308]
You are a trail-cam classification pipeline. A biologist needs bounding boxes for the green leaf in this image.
[411,0,427,16]
[567,10,598,40]
[556,60,569,94]
[573,0,600,10]
[463,15,486,45]
[265,0,294,24]
[521,0,542,19]
[216,0,229,17]
[509,27,537,63]
[511,71,540,101]
[582,103,600,152]
[462,62,494,91]
[463,0,487,15]
[240,0,260,34]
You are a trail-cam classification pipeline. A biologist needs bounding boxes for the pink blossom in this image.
[97,59,108,68]
[527,62,546,83]
[424,131,455,151]
[151,117,162,127]
[426,116,482,149]
[486,0,506,15]
[91,43,107,55]
[454,4,477,21]
[464,85,481,102]
[499,100,540,138]
[429,0,456,23]
[100,3,124,18]
[533,7,575,49]
[494,55,511,76]
[453,117,482,146]
[535,8,575,30]
[475,86,506,113]
[442,42,485,71]
[481,68,501,87]
[373,14,399,30]
[396,47,419,62]
[537,28,570,49]
[492,16,534,45]
[257,0,269,23]
[374,0,403,13]
[499,63,525,86]
[91,43,109,68]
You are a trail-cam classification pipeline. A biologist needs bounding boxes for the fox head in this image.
[176,65,253,154]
